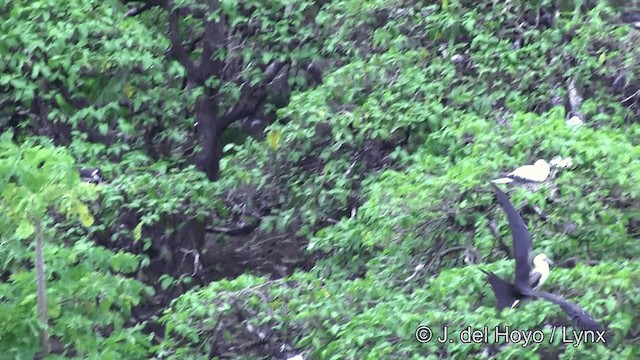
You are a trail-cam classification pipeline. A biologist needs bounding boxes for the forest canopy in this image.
[0,0,639,359]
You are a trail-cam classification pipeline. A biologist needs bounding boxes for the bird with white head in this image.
[491,159,551,184]
[511,253,554,308]
[530,253,553,290]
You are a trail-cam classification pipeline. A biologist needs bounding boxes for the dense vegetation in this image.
[1,0,639,359]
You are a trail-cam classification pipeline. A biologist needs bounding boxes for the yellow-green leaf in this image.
[267,129,282,150]
[124,82,134,99]
[598,52,607,65]
[133,222,143,241]
[20,293,37,306]
[49,302,62,319]
[78,204,95,227]
[15,220,35,239]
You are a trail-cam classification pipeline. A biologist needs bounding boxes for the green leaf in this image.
[266,129,282,150]
[98,123,108,136]
[15,220,35,239]
[133,223,143,241]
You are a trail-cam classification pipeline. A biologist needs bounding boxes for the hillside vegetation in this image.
[0,0,639,359]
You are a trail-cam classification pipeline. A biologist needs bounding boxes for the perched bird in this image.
[566,115,583,128]
[79,168,103,184]
[491,159,550,184]
[481,184,604,332]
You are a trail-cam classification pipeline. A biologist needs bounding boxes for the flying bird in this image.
[510,253,553,308]
[491,159,550,184]
[481,184,604,332]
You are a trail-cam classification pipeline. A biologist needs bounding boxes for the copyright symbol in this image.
[415,325,433,343]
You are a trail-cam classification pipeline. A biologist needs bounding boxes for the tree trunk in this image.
[35,219,50,356]
[190,93,228,279]
[194,95,223,181]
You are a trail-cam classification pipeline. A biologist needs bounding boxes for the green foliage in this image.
[159,262,639,358]
[1,239,150,358]
[0,134,151,356]
[0,131,96,239]
[159,0,640,358]
[0,0,193,163]
[155,274,270,357]
[3,0,640,358]
[101,165,219,221]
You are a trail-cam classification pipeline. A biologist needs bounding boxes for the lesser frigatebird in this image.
[481,184,604,332]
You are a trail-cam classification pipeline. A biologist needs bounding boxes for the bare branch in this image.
[205,221,260,236]
[566,78,584,118]
[35,220,50,357]
[122,0,168,17]
[167,11,199,82]
[218,61,289,129]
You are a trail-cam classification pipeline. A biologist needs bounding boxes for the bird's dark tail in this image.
[480,270,520,310]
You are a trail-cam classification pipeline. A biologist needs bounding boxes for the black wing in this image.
[491,184,533,291]
[506,173,539,184]
[532,290,603,332]
[480,270,520,310]
[529,270,542,290]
